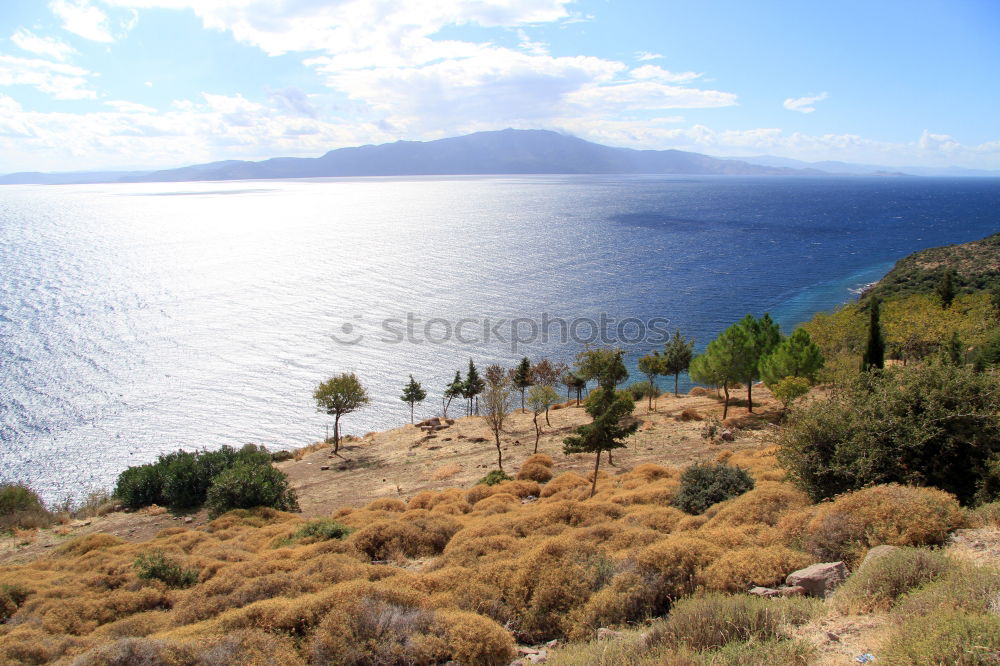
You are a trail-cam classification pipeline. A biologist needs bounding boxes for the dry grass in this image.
[432,463,462,481]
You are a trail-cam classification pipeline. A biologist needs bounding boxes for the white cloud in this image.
[51,0,116,42]
[630,64,702,84]
[104,100,156,113]
[0,54,96,99]
[567,81,736,111]
[635,51,663,61]
[10,28,77,61]
[783,92,829,114]
[517,28,548,56]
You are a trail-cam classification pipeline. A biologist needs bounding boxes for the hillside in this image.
[862,231,1000,302]
[1,129,827,185]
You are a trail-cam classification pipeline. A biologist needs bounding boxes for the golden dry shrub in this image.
[470,492,520,516]
[702,485,812,529]
[65,637,196,666]
[700,545,813,593]
[494,479,541,499]
[366,497,406,512]
[516,461,553,483]
[91,610,173,639]
[431,463,461,481]
[494,533,608,642]
[565,570,660,641]
[206,507,296,533]
[621,505,688,533]
[626,463,676,483]
[195,630,305,666]
[801,484,967,565]
[603,527,663,556]
[674,514,708,531]
[464,483,497,505]
[539,472,590,498]
[608,478,680,506]
[676,408,704,421]
[689,387,709,397]
[696,525,781,550]
[523,453,554,468]
[348,511,462,561]
[635,535,723,604]
[307,581,440,664]
[54,533,124,557]
[408,488,459,511]
[429,609,516,666]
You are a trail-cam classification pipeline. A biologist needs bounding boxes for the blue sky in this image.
[0,0,997,172]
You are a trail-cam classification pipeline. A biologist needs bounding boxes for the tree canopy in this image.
[314,372,370,455]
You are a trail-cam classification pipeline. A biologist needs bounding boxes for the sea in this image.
[1,175,998,502]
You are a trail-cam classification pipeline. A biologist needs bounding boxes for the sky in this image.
[0,0,997,172]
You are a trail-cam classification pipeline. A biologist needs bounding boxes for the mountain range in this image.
[2,129,993,184]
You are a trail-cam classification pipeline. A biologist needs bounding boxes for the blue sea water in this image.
[1,175,998,501]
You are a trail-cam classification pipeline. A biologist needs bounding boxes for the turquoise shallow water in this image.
[1,175,998,501]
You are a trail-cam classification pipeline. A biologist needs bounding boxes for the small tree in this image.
[637,350,663,411]
[400,375,427,424]
[760,328,824,386]
[771,376,811,411]
[464,359,484,415]
[562,370,587,405]
[689,324,754,419]
[512,357,533,410]
[662,329,695,397]
[937,268,957,309]
[527,384,560,454]
[739,313,782,413]
[945,331,964,366]
[862,299,886,372]
[442,371,464,419]
[480,365,514,470]
[564,386,638,497]
[314,372,369,456]
[531,359,566,425]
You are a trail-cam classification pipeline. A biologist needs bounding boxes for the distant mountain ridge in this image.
[742,155,1000,178]
[2,129,833,185]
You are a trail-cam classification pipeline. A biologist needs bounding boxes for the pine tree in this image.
[563,348,637,496]
[400,375,427,424]
[662,329,695,397]
[739,313,782,413]
[937,268,957,309]
[862,299,886,371]
[463,359,484,415]
[442,371,464,419]
[637,350,662,411]
[946,331,964,366]
[688,323,755,419]
[760,328,825,385]
[512,357,533,410]
[562,370,587,405]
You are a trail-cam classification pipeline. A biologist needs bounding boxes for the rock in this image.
[545,639,561,649]
[779,585,807,597]
[825,631,841,643]
[526,654,547,664]
[858,545,899,571]
[749,586,781,597]
[597,628,624,641]
[320,465,330,470]
[469,436,487,443]
[719,429,735,442]
[417,417,441,428]
[786,561,848,598]
[516,647,539,656]
[183,516,193,524]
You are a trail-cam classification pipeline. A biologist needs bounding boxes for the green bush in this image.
[832,547,953,613]
[133,550,199,588]
[0,583,30,622]
[881,609,1000,665]
[114,444,275,511]
[649,593,819,651]
[0,483,53,531]
[894,564,1000,618]
[275,519,353,547]
[205,462,299,518]
[672,463,755,515]
[478,470,513,486]
[778,364,1000,505]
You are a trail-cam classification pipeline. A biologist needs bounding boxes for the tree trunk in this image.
[722,384,730,420]
[746,376,753,413]
[576,387,582,405]
[590,449,601,498]
[495,432,503,470]
[674,372,680,397]
[533,412,540,454]
[410,402,414,424]
[521,389,525,411]
[333,414,341,456]
[647,392,653,412]
[545,406,551,426]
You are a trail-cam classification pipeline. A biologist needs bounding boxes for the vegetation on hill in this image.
[863,231,1000,303]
